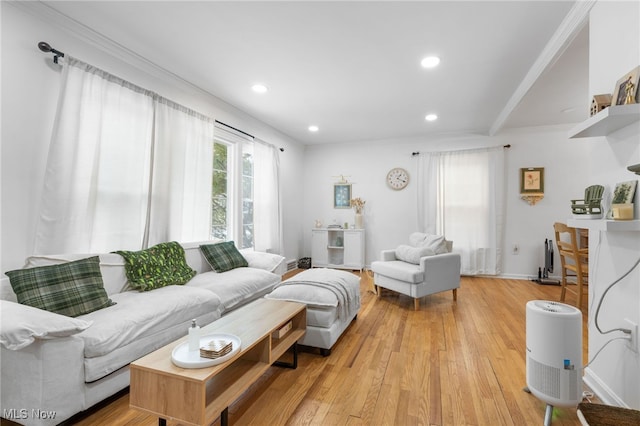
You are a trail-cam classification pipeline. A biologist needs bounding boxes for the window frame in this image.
[212,125,254,249]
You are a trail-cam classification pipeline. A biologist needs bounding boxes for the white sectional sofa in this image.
[0,240,285,426]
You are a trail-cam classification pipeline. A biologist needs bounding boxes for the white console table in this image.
[311,228,365,271]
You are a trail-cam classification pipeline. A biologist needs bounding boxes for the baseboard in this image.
[583,367,628,407]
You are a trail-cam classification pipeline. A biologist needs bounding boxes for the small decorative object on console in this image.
[571,184,604,219]
[590,94,611,116]
[612,66,640,105]
[200,339,233,359]
[272,321,292,339]
[607,180,637,220]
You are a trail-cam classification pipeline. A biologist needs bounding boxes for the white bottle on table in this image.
[188,319,200,351]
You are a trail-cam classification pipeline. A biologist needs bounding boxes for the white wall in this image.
[302,126,593,279]
[0,3,306,272]
[582,0,640,409]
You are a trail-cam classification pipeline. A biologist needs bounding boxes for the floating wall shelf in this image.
[568,104,640,138]
[567,218,640,232]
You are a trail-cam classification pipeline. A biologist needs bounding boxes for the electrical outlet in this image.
[512,244,519,255]
[624,319,638,353]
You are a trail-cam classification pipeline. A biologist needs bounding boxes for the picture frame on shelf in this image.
[606,180,637,219]
[333,183,352,209]
[612,66,640,106]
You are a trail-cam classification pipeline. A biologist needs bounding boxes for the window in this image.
[211,142,229,240]
[241,144,254,248]
[211,127,254,249]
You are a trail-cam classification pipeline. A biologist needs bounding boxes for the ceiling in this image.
[41,1,590,145]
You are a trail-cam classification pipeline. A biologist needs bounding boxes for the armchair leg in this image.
[414,298,420,310]
[453,289,457,301]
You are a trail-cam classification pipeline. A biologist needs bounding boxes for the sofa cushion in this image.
[200,241,248,273]
[114,241,196,291]
[23,253,129,296]
[77,285,222,381]
[395,244,436,264]
[0,300,92,350]
[187,267,279,312]
[371,260,424,284]
[5,256,116,317]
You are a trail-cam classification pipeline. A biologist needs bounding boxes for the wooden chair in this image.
[554,222,589,309]
[571,184,604,215]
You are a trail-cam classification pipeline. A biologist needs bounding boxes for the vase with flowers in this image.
[350,197,366,229]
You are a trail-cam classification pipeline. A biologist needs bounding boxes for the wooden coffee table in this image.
[129,298,306,426]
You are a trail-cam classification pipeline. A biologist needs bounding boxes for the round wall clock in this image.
[386,167,409,190]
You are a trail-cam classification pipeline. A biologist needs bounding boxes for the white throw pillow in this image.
[0,300,92,350]
[408,233,448,254]
[395,244,436,264]
[240,249,285,274]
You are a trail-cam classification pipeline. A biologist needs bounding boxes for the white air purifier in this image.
[526,300,582,426]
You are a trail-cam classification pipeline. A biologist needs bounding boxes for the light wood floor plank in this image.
[4,273,599,426]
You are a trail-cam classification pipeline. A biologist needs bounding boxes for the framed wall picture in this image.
[520,167,544,194]
[612,66,640,106]
[606,180,637,219]
[334,183,352,209]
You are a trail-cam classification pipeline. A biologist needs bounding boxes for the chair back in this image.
[553,222,588,272]
[584,185,604,202]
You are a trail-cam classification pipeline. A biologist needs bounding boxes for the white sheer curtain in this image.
[418,146,505,275]
[146,99,214,246]
[253,140,282,254]
[35,56,214,254]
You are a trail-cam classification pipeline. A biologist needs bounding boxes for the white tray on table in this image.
[171,333,241,369]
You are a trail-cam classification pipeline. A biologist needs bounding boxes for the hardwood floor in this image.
[9,272,595,425]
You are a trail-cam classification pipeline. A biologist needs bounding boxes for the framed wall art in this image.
[520,167,544,205]
[606,180,637,219]
[520,167,544,193]
[612,66,640,106]
[334,183,352,209]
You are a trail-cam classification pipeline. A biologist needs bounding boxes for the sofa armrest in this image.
[1,336,86,424]
[1,300,92,351]
[240,249,285,275]
[379,250,398,262]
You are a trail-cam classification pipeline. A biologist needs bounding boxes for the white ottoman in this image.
[265,268,360,356]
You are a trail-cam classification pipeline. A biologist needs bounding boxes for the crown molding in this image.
[489,0,597,136]
[10,0,213,98]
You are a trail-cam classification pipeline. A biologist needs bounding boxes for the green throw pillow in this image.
[200,241,248,273]
[6,256,115,318]
[114,241,196,291]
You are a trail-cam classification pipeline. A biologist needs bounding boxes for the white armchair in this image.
[370,233,461,310]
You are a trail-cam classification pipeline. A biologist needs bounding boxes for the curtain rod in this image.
[38,42,285,152]
[38,41,65,64]
[215,120,255,139]
[411,144,510,156]
[215,120,285,152]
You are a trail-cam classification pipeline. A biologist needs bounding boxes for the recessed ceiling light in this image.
[308,125,319,132]
[252,84,268,93]
[421,56,440,68]
[425,114,438,122]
